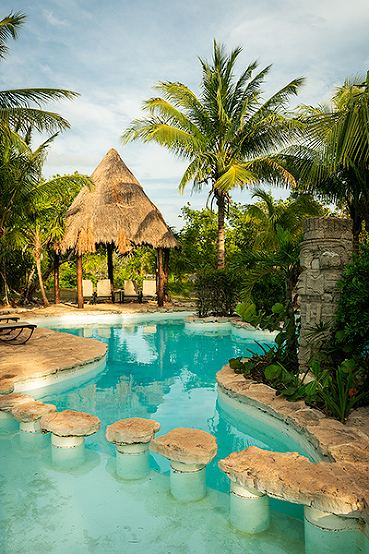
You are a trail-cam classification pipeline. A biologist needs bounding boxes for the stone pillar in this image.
[298,218,353,371]
[170,461,207,502]
[304,506,364,554]
[229,481,270,533]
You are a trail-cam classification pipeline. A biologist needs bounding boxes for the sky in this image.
[1,0,369,229]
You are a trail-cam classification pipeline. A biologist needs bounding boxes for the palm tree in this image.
[244,188,325,251]
[122,41,304,268]
[283,73,369,248]
[0,11,78,134]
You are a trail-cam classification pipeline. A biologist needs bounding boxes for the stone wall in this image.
[298,217,353,371]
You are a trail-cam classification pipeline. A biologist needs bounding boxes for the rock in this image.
[150,427,217,465]
[40,409,100,437]
[0,378,15,395]
[11,401,57,423]
[105,417,160,445]
[0,393,34,412]
[219,445,365,517]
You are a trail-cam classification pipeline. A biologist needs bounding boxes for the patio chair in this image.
[97,279,113,302]
[122,280,142,303]
[0,321,37,345]
[82,280,96,304]
[142,279,157,300]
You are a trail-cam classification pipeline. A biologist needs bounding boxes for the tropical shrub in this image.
[195,269,242,317]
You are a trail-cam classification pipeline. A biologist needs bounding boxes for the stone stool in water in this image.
[219,449,270,534]
[12,401,57,432]
[105,417,160,479]
[40,409,100,469]
[150,428,217,501]
[0,393,35,423]
[0,378,15,395]
[11,401,57,449]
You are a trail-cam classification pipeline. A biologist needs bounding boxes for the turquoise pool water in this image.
[0,314,317,553]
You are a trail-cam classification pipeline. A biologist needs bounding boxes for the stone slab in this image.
[40,409,100,437]
[11,401,57,422]
[150,427,217,465]
[105,417,160,445]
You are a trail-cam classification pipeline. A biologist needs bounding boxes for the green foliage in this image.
[195,269,242,317]
[236,300,299,373]
[334,244,369,361]
[123,41,304,267]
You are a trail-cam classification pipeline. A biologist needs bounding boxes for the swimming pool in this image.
[0,313,316,553]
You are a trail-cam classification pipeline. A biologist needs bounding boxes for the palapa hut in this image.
[59,148,179,308]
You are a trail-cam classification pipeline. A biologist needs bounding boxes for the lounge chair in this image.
[97,279,113,302]
[82,280,96,304]
[0,321,37,344]
[0,316,20,322]
[142,279,157,300]
[122,280,142,303]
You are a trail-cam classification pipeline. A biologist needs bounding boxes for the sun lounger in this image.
[82,280,96,304]
[0,316,20,322]
[122,280,142,303]
[142,279,157,300]
[0,321,37,345]
[97,279,113,302]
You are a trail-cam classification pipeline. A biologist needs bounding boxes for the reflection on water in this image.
[44,318,312,519]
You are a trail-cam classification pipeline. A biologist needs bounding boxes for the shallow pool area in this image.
[0,314,325,553]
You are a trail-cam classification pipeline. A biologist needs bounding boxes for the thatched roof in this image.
[59,149,179,255]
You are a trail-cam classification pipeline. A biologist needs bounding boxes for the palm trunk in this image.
[217,194,225,270]
[1,258,10,305]
[54,253,60,304]
[157,248,165,307]
[34,232,49,308]
[163,248,170,301]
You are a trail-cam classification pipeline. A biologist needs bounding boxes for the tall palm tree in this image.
[0,11,78,134]
[283,73,369,247]
[122,41,304,268]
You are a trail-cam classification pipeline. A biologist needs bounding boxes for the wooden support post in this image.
[157,248,164,307]
[77,254,84,309]
[163,248,170,302]
[54,253,60,304]
[107,243,115,302]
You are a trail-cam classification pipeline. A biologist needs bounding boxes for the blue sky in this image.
[1,0,369,229]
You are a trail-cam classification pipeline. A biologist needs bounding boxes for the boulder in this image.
[0,393,34,412]
[11,401,57,423]
[150,427,217,465]
[219,445,366,517]
[40,409,100,437]
[105,417,160,445]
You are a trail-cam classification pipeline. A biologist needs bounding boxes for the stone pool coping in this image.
[217,365,369,524]
[0,303,192,392]
[0,327,108,391]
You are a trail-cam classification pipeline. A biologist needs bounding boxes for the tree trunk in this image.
[217,194,225,269]
[35,233,49,308]
[77,254,84,309]
[163,248,170,301]
[54,252,60,304]
[1,258,9,305]
[107,243,114,302]
[157,248,165,307]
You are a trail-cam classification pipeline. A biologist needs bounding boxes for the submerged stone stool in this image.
[12,401,57,433]
[40,409,100,469]
[0,393,34,421]
[0,378,15,395]
[105,417,160,479]
[219,450,270,534]
[150,427,217,501]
